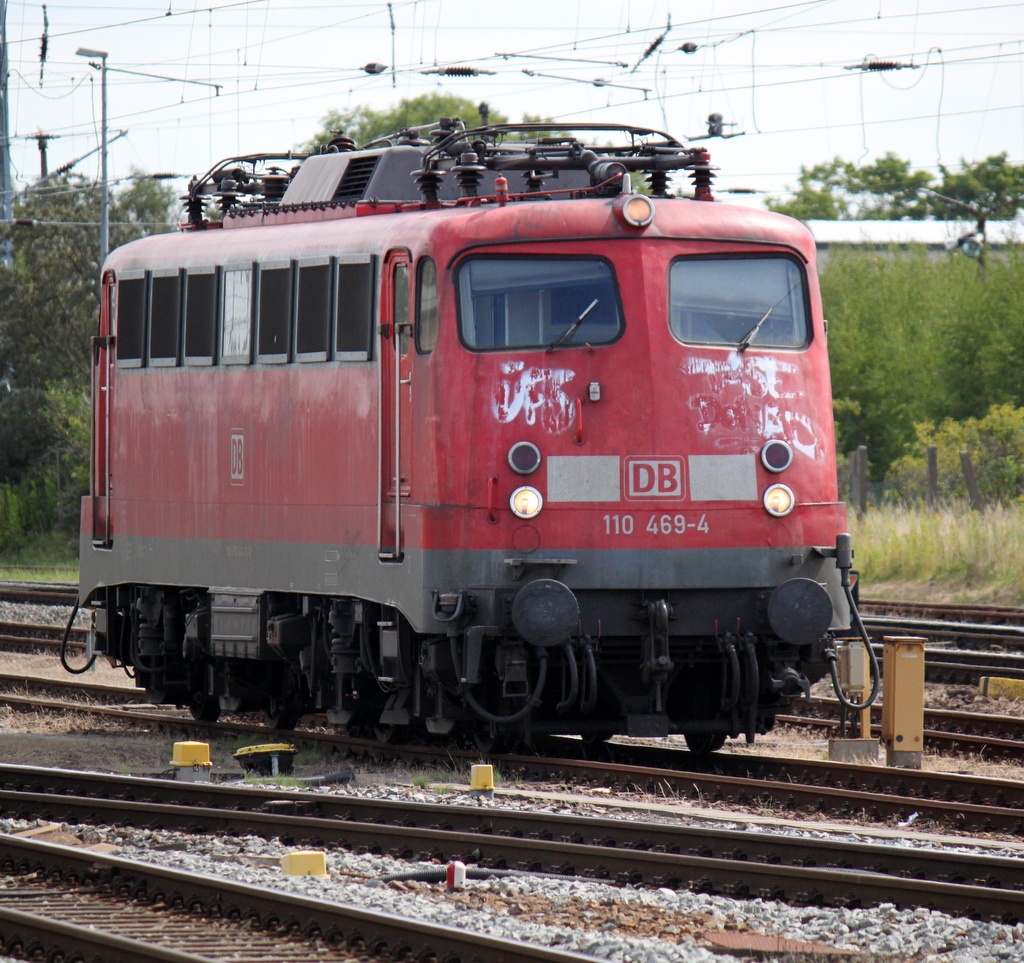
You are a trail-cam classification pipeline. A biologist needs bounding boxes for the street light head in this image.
[960,234,985,259]
[76,47,108,59]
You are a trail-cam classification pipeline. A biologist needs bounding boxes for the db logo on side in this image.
[229,430,245,485]
[625,457,684,499]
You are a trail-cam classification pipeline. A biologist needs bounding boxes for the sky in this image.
[7,0,1024,209]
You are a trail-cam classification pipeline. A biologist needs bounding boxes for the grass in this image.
[243,774,306,787]
[0,534,78,582]
[851,503,1024,604]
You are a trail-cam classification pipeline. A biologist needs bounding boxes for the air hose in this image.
[461,651,548,724]
[380,866,578,884]
[826,533,881,712]
[60,596,97,675]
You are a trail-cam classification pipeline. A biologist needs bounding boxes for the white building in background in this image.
[803,219,1022,263]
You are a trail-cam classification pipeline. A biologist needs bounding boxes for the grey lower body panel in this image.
[80,534,848,634]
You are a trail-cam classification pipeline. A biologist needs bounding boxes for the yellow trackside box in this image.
[881,637,925,769]
[281,851,329,877]
[171,742,212,766]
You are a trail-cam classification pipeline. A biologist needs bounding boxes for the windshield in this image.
[458,257,622,350]
[669,257,808,349]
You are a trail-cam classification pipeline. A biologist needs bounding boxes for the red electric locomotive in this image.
[78,121,862,750]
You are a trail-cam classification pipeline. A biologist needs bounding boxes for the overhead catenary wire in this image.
[4,1,1018,199]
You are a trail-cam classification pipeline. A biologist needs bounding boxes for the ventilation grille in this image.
[334,156,380,202]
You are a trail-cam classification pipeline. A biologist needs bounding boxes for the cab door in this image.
[378,251,413,560]
[91,272,115,546]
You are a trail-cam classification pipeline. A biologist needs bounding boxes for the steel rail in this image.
[0,833,624,963]
[862,598,1024,626]
[776,714,1024,760]
[0,582,78,606]
[0,672,138,703]
[779,698,1024,749]
[862,615,1024,645]
[919,648,1024,684]
[3,766,1024,897]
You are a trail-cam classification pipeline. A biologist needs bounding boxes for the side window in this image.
[295,258,331,361]
[221,266,253,364]
[335,257,374,360]
[417,258,438,353]
[394,262,410,356]
[116,272,146,367]
[149,269,182,366]
[257,262,293,362]
[184,268,217,365]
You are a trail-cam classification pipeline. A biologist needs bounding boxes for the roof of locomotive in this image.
[105,194,816,273]
[106,121,816,270]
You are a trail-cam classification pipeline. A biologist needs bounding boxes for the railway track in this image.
[0,582,78,607]
[0,764,1022,923]
[0,832,595,963]
[861,598,1024,627]
[0,689,1022,834]
[778,697,1024,756]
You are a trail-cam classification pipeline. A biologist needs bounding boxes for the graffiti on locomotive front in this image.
[685,353,818,458]
[492,361,577,433]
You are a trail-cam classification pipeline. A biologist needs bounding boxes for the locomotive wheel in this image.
[264,707,302,731]
[189,696,221,723]
[684,733,726,755]
[471,725,507,755]
[372,723,408,744]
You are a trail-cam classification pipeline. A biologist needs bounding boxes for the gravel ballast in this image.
[3,781,1023,963]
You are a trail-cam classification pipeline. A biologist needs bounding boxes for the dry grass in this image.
[851,504,1024,604]
[0,652,133,687]
[720,723,1024,782]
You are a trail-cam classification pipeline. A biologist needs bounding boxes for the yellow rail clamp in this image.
[280,850,329,878]
[233,744,297,776]
[171,742,212,767]
[979,677,1024,701]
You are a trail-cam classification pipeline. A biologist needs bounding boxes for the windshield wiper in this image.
[736,281,800,353]
[547,298,599,353]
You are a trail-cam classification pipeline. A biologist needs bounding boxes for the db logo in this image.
[229,430,245,485]
[625,458,684,499]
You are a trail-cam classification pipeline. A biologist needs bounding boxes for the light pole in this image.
[76,47,108,265]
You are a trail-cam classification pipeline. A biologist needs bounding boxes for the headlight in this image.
[761,439,793,473]
[614,193,655,228]
[510,486,543,519]
[763,483,795,517]
[508,441,542,475]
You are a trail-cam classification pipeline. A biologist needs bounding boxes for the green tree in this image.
[847,153,932,220]
[890,405,1024,504]
[765,158,852,220]
[0,174,176,392]
[925,154,1024,266]
[768,151,1024,225]
[0,174,176,548]
[306,94,509,149]
[822,244,1024,480]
